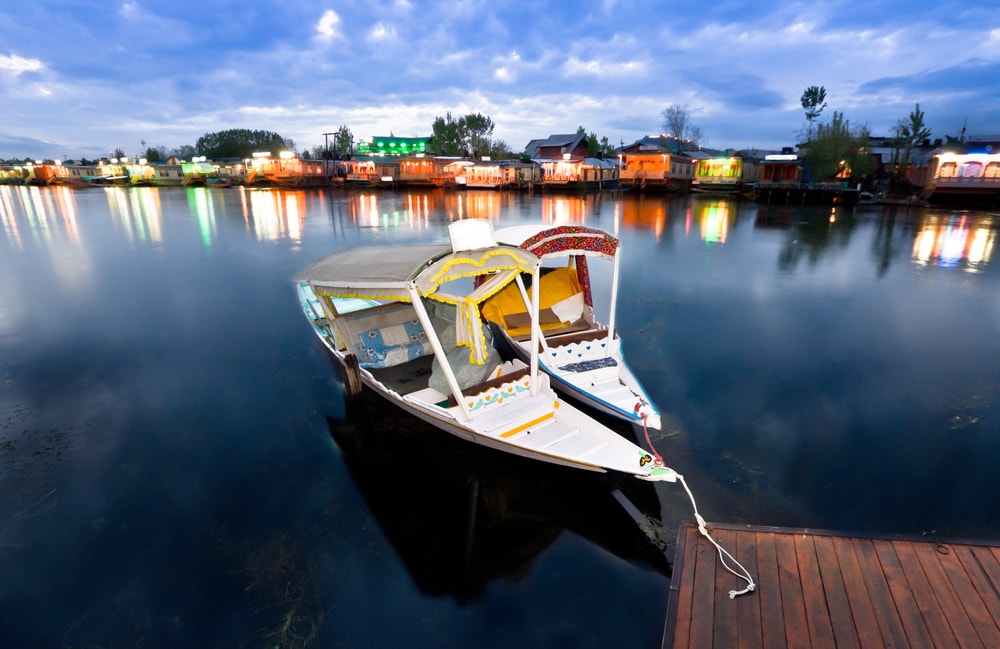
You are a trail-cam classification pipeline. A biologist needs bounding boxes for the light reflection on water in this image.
[1,185,1000,648]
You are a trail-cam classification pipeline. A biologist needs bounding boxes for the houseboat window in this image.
[939,162,957,178]
[960,162,983,178]
[985,162,1000,178]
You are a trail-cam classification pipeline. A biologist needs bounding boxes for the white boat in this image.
[296,219,676,482]
[482,224,661,429]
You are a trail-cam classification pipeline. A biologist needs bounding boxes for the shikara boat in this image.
[296,219,676,482]
[482,225,661,430]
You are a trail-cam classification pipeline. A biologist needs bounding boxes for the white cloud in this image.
[0,54,43,76]
[315,10,343,42]
[368,22,397,42]
[562,56,645,77]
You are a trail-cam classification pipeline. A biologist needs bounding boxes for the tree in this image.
[660,104,703,150]
[430,112,466,155]
[140,140,168,162]
[894,103,931,178]
[333,125,353,157]
[173,144,198,160]
[803,111,874,181]
[195,129,291,159]
[430,112,496,157]
[800,85,827,142]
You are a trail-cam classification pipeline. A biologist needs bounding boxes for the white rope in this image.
[677,474,756,599]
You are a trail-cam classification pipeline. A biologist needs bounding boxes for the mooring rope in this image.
[639,412,756,599]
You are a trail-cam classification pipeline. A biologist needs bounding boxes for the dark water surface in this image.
[2,185,999,647]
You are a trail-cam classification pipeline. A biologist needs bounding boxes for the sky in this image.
[2,0,1000,161]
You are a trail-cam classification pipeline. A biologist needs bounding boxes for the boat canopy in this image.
[297,240,540,364]
[296,243,450,301]
[495,224,619,262]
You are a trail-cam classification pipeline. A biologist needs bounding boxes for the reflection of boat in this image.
[296,219,678,482]
[326,397,671,601]
[483,225,661,429]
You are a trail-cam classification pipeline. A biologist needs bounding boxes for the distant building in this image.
[355,136,431,157]
[523,133,588,160]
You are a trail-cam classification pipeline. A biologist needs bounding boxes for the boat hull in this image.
[298,282,672,481]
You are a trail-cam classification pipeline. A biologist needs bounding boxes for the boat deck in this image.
[663,522,1000,649]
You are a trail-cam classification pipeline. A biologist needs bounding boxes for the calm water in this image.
[2,185,999,647]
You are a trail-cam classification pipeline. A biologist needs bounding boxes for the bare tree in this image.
[660,104,703,150]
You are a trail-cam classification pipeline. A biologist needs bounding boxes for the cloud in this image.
[315,10,342,42]
[367,22,398,43]
[0,54,43,76]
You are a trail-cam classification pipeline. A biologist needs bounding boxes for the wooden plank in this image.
[773,532,810,649]
[794,533,837,649]
[853,537,911,649]
[689,530,719,649]
[711,527,738,649]
[734,528,763,649]
[916,541,997,648]
[871,538,935,647]
[811,535,860,648]
[891,539,966,648]
[665,523,700,649]
[664,524,1000,649]
[954,545,1000,639]
[754,531,788,649]
[831,536,887,648]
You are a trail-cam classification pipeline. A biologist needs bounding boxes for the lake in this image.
[2,185,999,648]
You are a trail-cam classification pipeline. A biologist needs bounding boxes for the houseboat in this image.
[126,162,186,187]
[92,160,130,186]
[923,151,1000,207]
[690,155,757,194]
[397,155,457,189]
[0,165,28,185]
[338,158,398,189]
[538,157,618,192]
[246,152,331,188]
[619,151,693,192]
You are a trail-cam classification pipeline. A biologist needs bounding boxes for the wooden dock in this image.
[663,522,1000,648]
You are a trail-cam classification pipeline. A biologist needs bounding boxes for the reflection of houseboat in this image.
[690,155,757,194]
[397,155,457,188]
[539,157,618,192]
[246,152,331,188]
[923,152,1000,207]
[619,151,693,192]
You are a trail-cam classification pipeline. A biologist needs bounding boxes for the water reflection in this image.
[104,186,163,245]
[328,395,670,602]
[912,213,997,271]
[0,185,85,252]
[242,188,307,244]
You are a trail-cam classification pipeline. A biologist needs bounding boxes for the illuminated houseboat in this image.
[397,155,457,189]
[619,151,693,192]
[923,151,1000,207]
[337,158,398,188]
[538,157,618,192]
[460,160,538,190]
[246,152,331,188]
[126,162,186,187]
[690,155,757,194]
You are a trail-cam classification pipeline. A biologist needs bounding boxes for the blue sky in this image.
[2,0,999,160]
